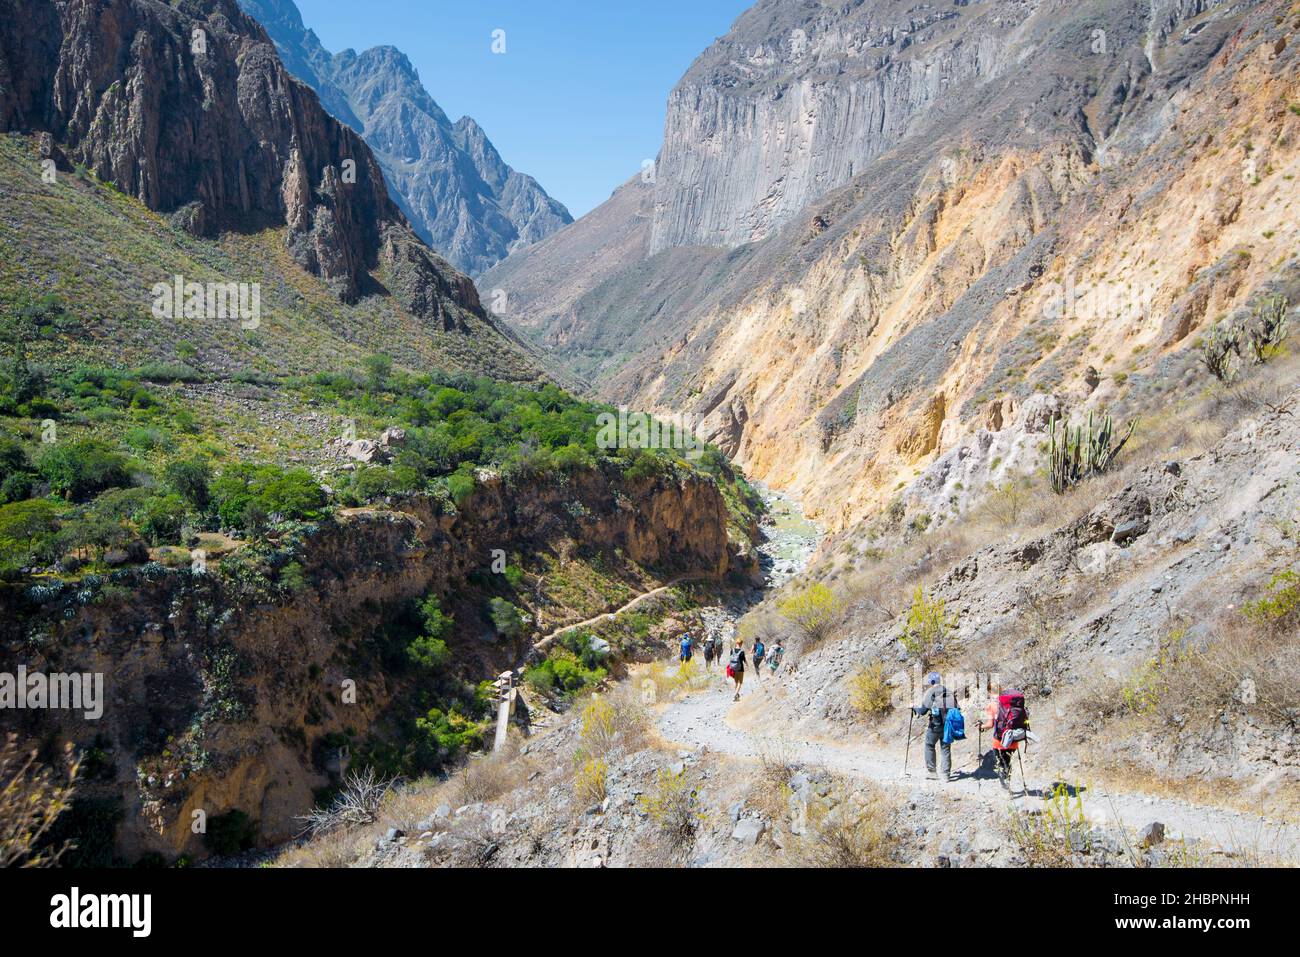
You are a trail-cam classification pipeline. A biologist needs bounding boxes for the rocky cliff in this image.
[489,0,1300,531]
[238,0,573,276]
[0,0,499,337]
[0,466,739,861]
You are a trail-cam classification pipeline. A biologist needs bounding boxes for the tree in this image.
[0,499,60,569]
[37,440,132,502]
[777,583,843,648]
[164,457,212,513]
[242,501,269,543]
[362,353,392,391]
[488,597,524,639]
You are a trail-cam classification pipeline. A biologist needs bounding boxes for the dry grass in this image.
[788,779,903,868]
[0,735,79,867]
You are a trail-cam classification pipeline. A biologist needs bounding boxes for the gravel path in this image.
[654,485,1300,862]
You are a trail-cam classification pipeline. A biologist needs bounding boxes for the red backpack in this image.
[994,690,1028,739]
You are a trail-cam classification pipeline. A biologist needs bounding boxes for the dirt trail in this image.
[655,665,1300,860]
[524,573,715,662]
[652,484,1300,861]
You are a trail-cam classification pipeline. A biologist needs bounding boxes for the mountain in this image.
[486,0,1300,532]
[0,0,758,865]
[238,0,572,276]
[0,0,543,385]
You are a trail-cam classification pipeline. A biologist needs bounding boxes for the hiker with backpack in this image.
[725,640,746,701]
[767,639,784,674]
[703,635,716,668]
[751,636,766,680]
[910,672,962,783]
[981,686,1029,790]
[679,632,693,664]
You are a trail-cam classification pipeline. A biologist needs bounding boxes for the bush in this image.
[136,493,186,545]
[414,708,485,767]
[37,440,132,502]
[212,463,324,530]
[777,583,843,648]
[0,735,79,867]
[638,766,703,844]
[573,758,607,806]
[900,586,955,665]
[848,662,894,717]
[525,649,606,697]
[488,597,525,639]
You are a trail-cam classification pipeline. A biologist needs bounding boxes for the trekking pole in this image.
[903,709,915,777]
[1017,747,1028,798]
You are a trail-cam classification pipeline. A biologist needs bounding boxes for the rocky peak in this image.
[238,0,572,275]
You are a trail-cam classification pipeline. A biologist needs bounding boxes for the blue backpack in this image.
[942,706,966,744]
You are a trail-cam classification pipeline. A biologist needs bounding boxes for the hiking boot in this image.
[925,771,938,781]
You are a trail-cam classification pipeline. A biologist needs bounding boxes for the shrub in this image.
[525,649,606,697]
[1006,783,1091,867]
[488,597,525,639]
[848,662,894,717]
[573,758,607,806]
[136,493,186,545]
[1243,295,1290,364]
[638,766,703,844]
[777,583,843,648]
[0,498,61,570]
[790,781,903,868]
[414,708,485,767]
[298,768,392,837]
[900,586,955,664]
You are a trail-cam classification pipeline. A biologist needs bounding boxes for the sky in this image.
[294,0,754,219]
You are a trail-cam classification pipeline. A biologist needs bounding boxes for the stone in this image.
[731,818,766,845]
[1112,520,1147,546]
[1138,822,1166,847]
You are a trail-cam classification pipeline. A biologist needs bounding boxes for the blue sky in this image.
[294,0,753,218]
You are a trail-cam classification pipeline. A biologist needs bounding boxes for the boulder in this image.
[731,817,766,845]
[1138,821,1165,847]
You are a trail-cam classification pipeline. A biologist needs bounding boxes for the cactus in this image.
[1200,320,1242,383]
[1049,411,1136,494]
[1246,295,1290,364]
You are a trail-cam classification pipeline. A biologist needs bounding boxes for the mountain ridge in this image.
[238,0,573,276]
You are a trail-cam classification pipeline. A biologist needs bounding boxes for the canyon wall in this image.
[0,466,740,861]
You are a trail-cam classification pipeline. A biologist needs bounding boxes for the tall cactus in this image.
[1049,411,1136,494]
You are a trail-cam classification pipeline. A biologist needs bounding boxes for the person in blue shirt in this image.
[679,632,693,663]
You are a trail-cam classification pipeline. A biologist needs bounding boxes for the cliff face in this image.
[650,0,1039,252]
[238,0,573,276]
[0,0,495,331]
[0,467,739,861]
[491,0,1298,530]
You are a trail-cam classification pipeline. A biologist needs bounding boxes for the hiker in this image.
[981,686,1029,789]
[726,640,746,701]
[767,639,784,674]
[703,635,716,668]
[751,635,766,680]
[679,632,693,664]
[911,672,960,783]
